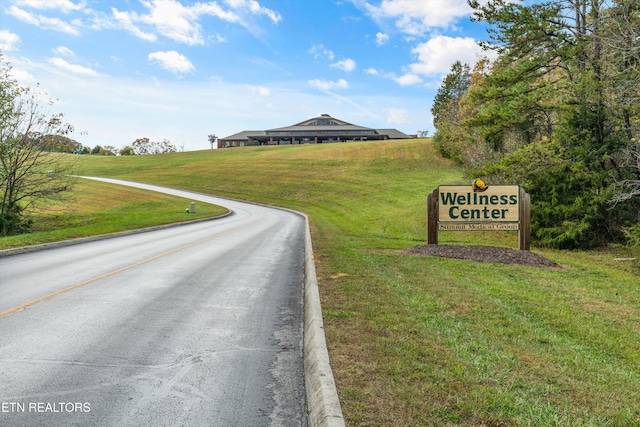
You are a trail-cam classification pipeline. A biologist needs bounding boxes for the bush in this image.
[0,205,32,236]
[480,135,634,249]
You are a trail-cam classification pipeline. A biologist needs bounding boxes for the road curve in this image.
[0,178,313,426]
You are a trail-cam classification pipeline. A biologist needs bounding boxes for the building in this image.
[218,114,413,148]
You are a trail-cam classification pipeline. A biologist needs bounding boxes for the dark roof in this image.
[265,114,371,134]
[289,115,355,127]
[375,129,412,139]
[221,130,264,141]
[220,114,413,141]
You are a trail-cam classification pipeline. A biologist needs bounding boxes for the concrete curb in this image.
[301,214,346,427]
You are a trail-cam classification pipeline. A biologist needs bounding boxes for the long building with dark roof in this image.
[218,114,413,148]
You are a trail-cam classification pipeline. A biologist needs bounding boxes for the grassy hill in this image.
[0,179,228,249]
[8,139,640,425]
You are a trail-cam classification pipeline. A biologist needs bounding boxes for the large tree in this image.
[0,54,76,235]
[464,0,640,248]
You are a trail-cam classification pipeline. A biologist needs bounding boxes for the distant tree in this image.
[132,137,177,155]
[119,146,135,156]
[208,134,217,149]
[41,134,83,153]
[0,54,76,235]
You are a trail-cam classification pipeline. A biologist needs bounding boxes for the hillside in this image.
[18,140,640,425]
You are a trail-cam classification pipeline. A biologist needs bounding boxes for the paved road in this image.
[0,178,307,426]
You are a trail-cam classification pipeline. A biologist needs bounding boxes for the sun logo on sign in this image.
[472,178,489,193]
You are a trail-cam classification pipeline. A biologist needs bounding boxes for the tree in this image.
[90,145,115,155]
[431,61,472,126]
[131,137,177,155]
[0,54,76,235]
[466,0,640,248]
[431,61,473,162]
[208,134,217,149]
[119,145,135,156]
[41,134,82,153]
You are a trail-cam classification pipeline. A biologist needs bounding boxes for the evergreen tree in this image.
[431,61,474,162]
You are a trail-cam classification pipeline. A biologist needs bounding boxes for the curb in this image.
[301,214,346,427]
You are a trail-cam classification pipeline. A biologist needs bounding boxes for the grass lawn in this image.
[5,139,640,425]
[0,178,228,250]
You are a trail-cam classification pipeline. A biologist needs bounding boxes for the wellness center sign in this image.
[438,184,519,230]
[427,180,531,250]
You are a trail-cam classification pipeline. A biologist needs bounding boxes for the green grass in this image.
[4,139,640,425]
[0,179,228,250]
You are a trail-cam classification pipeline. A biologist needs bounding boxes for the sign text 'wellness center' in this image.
[438,185,520,231]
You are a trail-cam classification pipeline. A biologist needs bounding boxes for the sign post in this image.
[427,182,530,251]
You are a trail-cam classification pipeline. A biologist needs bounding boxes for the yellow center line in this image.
[0,214,267,319]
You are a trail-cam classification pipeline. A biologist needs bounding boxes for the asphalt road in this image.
[0,178,308,426]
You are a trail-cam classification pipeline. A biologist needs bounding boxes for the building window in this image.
[309,119,340,126]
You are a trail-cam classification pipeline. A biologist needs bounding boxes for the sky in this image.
[0,0,496,151]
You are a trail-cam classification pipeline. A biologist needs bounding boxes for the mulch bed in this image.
[405,244,558,268]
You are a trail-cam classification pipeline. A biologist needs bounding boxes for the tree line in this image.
[432,0,640,249]
[42,137,177,156]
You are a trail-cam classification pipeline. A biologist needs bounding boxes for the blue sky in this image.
[0,0,494,151]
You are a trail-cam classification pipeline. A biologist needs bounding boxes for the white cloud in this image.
[110,0,280,45]
[13,0,85,13]
[48,57,99,76]
[113,1,209,45]
[375,32,389,46]
[409,35,486,76]
[10,67,36,84]
[331,58,357,72]
[363,0,471,35]
[111,8,157,42]
[0,30,20,51]
[211,33,227,43]
[144,1,208,45]
[248,85,270,96]
[385,108,410,124]
[393,73,422,86]
[308,44,335,61]
[308,78,349,91]
[148,50,195,75]
[53,46,75,57]
[364,67,423,86]
[223,0,282,23]
[8,6,80,35]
